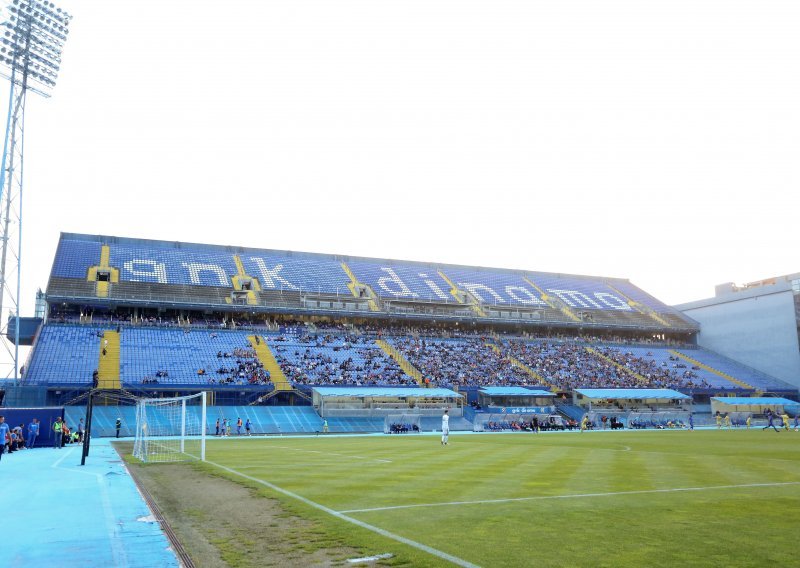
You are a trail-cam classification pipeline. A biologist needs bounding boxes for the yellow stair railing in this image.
[341,262,380,311]
[605,283,670,327]
[86,245,119,298]
[669,350,754,390]
[523,276,581,322]
[248,335,293,391]
[376,339,424,386]
[97,331,121,389]
[437,271,486,317]
[226,254,261,306]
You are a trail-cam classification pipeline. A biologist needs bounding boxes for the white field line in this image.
[52,447,129,567]
[248,445,392,464]
[339,481,800,514]
[205,460,479,568]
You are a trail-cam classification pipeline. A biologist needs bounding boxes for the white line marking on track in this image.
[339,481,800,514]
[205,460,478,568]
[52,448,129,567]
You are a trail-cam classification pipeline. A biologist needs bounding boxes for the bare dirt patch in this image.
[127,460,362,567]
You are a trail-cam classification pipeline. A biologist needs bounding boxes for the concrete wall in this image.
[679,289,800,390]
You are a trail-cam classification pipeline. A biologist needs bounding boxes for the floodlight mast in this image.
[0,0,71,382]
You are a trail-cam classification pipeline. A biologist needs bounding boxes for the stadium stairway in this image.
[227,254,260,306]
[522,276,582,322]
[485,342,555,390]
[248,335,293,391]
[437,270,486,317]
[341,262,381,311]
[97,331,121,389]
[86,244,120,298]
[585,346,647,384]
[605,282,671,327]
[668,350,755,390]
[375,339,425,386]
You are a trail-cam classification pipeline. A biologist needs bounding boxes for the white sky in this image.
[7,0,800,326]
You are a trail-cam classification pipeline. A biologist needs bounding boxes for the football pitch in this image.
[132,429,800,567]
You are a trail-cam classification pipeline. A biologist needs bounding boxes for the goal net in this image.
[133,392,207,463]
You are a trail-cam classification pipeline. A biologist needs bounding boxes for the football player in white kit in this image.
[441,409,450,445]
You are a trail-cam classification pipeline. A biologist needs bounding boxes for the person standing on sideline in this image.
[322,419,329,434]
[0,416,9,462]
[115,417,122,438]
[27,418,39,448]
[724,414,731,429]
[441,409,450,445]
[77,418,85,442]
[220,418,227,437]
[688,413,694,431]
[215,418,220,436]
[245,418,251,436]
[746,415,751,429]
[236,417,243,436]
[53,417,64,448]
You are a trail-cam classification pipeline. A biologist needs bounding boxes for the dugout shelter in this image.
[312,387,463,418]
[710,396,800,417]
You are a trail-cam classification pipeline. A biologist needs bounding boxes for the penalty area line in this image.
[204,460,479,568]
[340,481,800,514]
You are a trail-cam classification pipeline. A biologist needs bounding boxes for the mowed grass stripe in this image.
[202,432,800,566]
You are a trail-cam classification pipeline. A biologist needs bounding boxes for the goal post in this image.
[133,392,207,463]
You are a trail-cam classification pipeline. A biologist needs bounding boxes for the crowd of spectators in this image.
[505,341,712,391]
[271,333,415,386]
[208,346,271,385]
[595,348,711,390]
[389,337,532,388]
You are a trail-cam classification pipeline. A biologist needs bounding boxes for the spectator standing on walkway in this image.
[27,418,39,448]
[0,416,9,462]
[53,417,64,448]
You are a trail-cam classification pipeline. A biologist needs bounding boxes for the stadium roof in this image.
[479,387,554,397]
[311,387,462,398]
[711,397,799,406]
[576,388,691,400]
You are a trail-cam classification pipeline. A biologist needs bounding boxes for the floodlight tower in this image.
[0,0,71,382]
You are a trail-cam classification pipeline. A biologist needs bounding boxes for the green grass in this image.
[194,430,800,567]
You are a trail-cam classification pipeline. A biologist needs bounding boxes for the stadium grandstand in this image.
[3,232,795,433]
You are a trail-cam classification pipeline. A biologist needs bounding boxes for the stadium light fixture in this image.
[0,0,72,382]
[0,0,71,97]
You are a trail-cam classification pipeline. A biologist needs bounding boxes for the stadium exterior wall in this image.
[677,284,800,390]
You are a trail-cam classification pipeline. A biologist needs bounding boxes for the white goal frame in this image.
[133,391,207,462]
